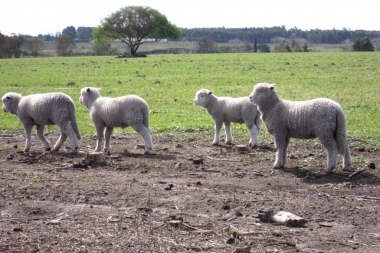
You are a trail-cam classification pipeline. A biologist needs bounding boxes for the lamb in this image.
[249,83,351,173]
[79,87,152,154]
[2,92,81,154]
[193,89,262,147]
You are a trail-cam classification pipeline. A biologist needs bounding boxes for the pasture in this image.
[1,52,380,252]
[1,52,380,138]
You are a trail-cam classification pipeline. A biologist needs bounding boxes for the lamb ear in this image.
[86,87,91,93]
[6,96,11,99]
[269,84,275,91]
[208,91,213,95]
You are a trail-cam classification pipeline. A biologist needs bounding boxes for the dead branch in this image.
[231,247,252,253]
[201,168,221,173]
[360,196,380,201]
[251,199,273,203]
[0,177,19,181]
[207,155,240,162]
[349,168,367,178]
[36,152,48,161]
[46,165,73,173]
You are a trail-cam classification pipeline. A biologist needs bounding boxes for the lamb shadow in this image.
[279,166,380,186]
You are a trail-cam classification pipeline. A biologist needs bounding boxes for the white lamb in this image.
[2,92,81,154]
[249,83,351,173]
[79,87,153,154]
[193,89,262,147]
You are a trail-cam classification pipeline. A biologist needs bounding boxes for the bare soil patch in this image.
[1,132,380,252]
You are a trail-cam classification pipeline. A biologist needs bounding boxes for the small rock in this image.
[368,163,376,169]
[226,238,235,244]
[46,219,61,225]
[7,154,14,160]
[222,205,230,210]
[232,231,240,239]
[164,186,172,191]
[192,158,203,164]
[235,211,243,217]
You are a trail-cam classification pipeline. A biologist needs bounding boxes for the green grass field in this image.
[1,52,379,144]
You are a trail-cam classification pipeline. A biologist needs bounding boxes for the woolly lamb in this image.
[249,83,351,173]
[193,89,262,147]
[79,87,153,154]
[2,92,81,154]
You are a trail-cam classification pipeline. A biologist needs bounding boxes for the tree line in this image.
[1,5,379,58]
[16,26,380,45]
[181,26,380,44]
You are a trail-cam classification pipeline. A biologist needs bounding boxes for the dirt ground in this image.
[0,131,380,253]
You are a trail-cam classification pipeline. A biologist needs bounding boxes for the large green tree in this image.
[96,6,181,56]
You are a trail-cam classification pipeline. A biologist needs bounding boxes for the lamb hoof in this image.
[249,144,258,149]
[326,167,335,174]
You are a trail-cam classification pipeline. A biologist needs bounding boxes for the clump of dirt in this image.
[1,131,379,252]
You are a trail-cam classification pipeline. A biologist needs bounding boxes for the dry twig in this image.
[349,168,367,178]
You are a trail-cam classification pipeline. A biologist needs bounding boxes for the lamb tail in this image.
[335,110,347,155]
[70,104,81,140]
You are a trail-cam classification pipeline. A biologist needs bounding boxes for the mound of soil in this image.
[1,132,379,252]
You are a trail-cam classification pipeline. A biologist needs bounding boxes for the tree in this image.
[4,35,25,58]
[62,26,77,40]
[97,6,181,56]
[196,36,215,53]
[92,26,113,55]
[242,40,253,52]
[253,38,257,52]
[23,38,45,56]
[0,32,6,58]
[284,44,292,52]
[352,37,375,51]
[257,44,271,53]
[302,43,309,52]
[55,35,75,56]
[76,27,93,41]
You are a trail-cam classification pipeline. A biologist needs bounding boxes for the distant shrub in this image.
[218,45,231,53]
[257,44,271,53]
[352,37,375,51]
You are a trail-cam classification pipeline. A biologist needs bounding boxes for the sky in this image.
[1,0,379,36]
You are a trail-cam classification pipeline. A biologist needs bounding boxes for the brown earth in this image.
[0,131,380,253]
